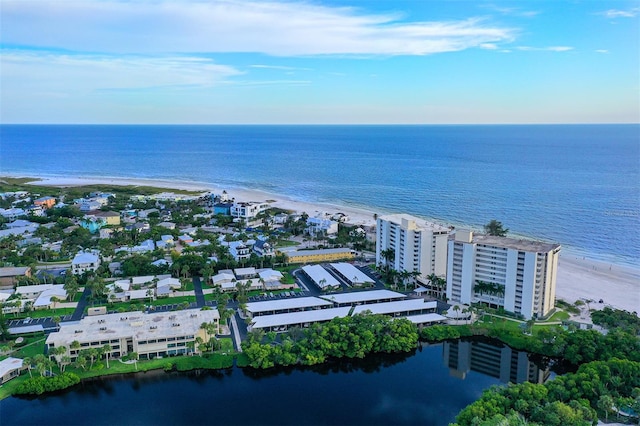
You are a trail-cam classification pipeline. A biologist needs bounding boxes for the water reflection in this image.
[442,338,551,384]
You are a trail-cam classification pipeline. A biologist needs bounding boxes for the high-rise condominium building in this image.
[376,214,450,283]
[446,230,561,320]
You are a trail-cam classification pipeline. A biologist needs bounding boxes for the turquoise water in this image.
[1,124,638,265]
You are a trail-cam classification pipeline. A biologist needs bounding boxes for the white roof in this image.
[72,252,99,265]
[127,289,151,300]
[114,275,165,287]
[319,289,405,305]
[403,313,447,324]
[250,307,351,329]
[378,213,450,232]
[258,269,284,282]
[288,248,351,257]
[0,357,23,376]
[46,310,219,346]
[329,263,375,284]
[212,273,235,285]
[234,267,256,276]
[9,324,44,334]
[15,284,56,295]
[221,281,237,290]
[301,265,340,288]
[157,277,181,289]
[33,286,67,307]
[353,299,437,316]
[414,286,428,294]
[246,297,333,314]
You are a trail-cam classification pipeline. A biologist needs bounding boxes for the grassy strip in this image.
[10,308,76,321]
[93,295,197,313]
[0,177,201,197]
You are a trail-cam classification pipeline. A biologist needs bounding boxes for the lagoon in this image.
[0,338,553,426]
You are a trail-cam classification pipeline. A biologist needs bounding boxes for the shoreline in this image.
[7,173,640,313]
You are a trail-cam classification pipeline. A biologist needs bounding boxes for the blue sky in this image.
[1,0,638,124]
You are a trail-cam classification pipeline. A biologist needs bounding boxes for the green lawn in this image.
[96,295,197,313]
[13,337,47,359]
[218,338,234,353]
[9,308,76,321]
[542,310,570,322]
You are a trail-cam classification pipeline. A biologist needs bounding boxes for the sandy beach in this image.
[23,175,640,315]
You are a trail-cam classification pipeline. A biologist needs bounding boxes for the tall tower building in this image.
[446,230,560,320]
[376,214,450,284]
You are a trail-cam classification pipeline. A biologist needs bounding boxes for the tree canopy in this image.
[484,220,509,237]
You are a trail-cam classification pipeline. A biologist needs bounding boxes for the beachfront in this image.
[25,174,640,315]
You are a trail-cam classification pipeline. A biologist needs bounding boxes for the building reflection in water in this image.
[443,339,550,384]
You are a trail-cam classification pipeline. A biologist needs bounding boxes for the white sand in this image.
[24,175,640,314]
[556,255,639,314]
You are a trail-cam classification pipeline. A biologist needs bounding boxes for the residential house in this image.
[213,202,233,216]
[306,217,339,235]
[253,239,275,257]
[0,267,32,289]
[230,201,270,220]
[34,196,56,209]
[71,251,101,275]
[0,358,25,384]
[0,208,26,220]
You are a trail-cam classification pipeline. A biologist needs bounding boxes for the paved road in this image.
[192,276,205,308]
[70,286,91,321]
[229,314,243,352]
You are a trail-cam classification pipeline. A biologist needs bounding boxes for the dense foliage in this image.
[454,358,640,426]
[14,372,81,395]
[419,324,474,341]
[242,314,418,368]
[591,307,640,334]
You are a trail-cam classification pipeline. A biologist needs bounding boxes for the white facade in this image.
[306,217,339,235]
[71,251,101,275]
[230,201,270,220]
[376,214,450,281]
[446,230,560,320]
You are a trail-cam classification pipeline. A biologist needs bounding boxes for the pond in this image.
[0,338,555,426]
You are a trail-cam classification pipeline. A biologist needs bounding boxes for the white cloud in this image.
[1,50,242,93]
[516,46,573,52]
[480,4,540,18]
[1,0,515,56]
[595,49,609,54]
[250,65,312,71]
[600,8,639,18]
[480,43,498,50]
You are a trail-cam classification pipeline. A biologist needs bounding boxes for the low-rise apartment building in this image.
[46,309,220,361]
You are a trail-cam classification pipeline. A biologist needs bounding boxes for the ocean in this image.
[1,124,638,266]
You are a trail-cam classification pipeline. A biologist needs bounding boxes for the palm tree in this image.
[49,296,60,314]
[23,356,33,378]
[484,220,509,237]
[129,352,138,371]
[60,355,71,373]
[399,270,412,291]
[146,288,154,304]
[102,344,112,369]
[452,305,461,319]
[381,248,395,272]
